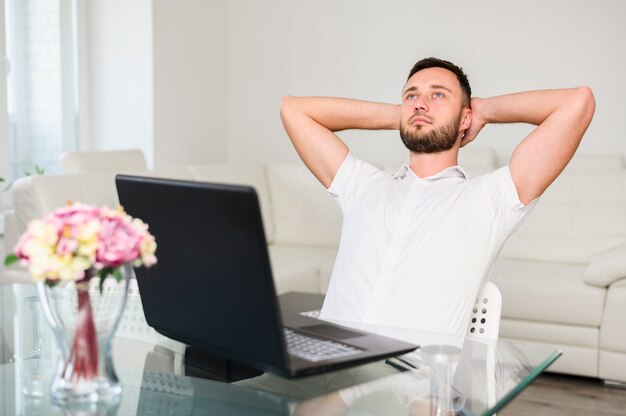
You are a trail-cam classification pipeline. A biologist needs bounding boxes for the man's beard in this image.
[400,113,462,154]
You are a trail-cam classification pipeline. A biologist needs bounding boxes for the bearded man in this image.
[280,57,595,342]
[235,57,595,414]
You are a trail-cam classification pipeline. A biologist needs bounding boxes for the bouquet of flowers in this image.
[5,202,157,383]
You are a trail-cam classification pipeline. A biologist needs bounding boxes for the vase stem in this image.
[63,288,99,382]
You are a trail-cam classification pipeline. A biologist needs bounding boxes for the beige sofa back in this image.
[265,165,341,246]
[501,155,626,264]
[183,163,341,247]
[9,153,626,283]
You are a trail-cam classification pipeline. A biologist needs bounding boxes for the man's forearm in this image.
[475,88,593,127]
[280,96,400,188]
[467,86,595,205]
[281,96,399,132]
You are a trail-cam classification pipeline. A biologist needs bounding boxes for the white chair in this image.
[351,283,503,414]
[468,281,502,343]
[467,281,502,409]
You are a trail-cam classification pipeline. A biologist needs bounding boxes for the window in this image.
[4,0,79,180]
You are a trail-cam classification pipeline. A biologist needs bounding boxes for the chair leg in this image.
[486,345,497,408]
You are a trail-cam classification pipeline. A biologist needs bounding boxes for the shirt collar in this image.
[392,164,469,181]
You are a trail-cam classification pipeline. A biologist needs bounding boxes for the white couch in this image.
[2,149,626,385]
[491,154,626,384]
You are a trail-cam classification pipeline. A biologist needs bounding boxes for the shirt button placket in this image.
[363,179,424,321]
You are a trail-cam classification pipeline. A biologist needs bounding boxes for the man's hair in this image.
[407,57,471,108]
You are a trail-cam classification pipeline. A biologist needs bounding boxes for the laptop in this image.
[115,175,417,378]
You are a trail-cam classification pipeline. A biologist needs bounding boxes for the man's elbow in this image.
[280,95,299,120]
[574,86,596,124]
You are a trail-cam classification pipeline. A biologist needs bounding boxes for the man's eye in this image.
[433,92,445,99]
[406,94,417,100]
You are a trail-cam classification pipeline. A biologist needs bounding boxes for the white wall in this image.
[83,0,626,168]
[85,0,154,166]
[227,0,626,166]
[152,0,228,168]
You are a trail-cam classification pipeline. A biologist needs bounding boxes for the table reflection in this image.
[1,284,559,416]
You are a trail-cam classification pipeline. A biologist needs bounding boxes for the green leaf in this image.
[45,280,59,288]
[112,268,123,282]
[4,254,19,266]
[95,268,123,294]
[98,269,110,294]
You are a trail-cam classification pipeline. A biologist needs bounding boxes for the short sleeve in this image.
[327,152,380,212]
[485,166,539,234]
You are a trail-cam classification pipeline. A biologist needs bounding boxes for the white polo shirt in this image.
[320,153,537,342]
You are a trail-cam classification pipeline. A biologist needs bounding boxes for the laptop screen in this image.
[116,175,288,371]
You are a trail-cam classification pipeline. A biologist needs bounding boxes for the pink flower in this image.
[10,202,157,284]
[95,212,143,268]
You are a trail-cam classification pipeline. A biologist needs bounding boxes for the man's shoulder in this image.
[466,165,538,210]
[328,153,389,201]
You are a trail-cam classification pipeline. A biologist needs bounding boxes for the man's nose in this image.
[414,97,429,112]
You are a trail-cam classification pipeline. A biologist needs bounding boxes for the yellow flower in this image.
[76,219,100,259]
[28,220,58,247]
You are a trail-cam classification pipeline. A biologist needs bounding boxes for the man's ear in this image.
[460,107,472,131]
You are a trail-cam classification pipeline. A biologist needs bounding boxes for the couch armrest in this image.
[600,279,626,354]
[583,243,626,287]
[3,210,19,256]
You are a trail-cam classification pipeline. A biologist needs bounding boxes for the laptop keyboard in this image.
[284,328,362,362]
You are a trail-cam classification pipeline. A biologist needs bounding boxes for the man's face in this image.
[399,67,468,153]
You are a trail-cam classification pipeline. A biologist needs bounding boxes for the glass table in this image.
[0,283,561,415]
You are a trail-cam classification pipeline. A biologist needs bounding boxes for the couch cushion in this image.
[457,147,497,168]
[599,278,626,353]
[268,244,337,294]
[501,169,626,263]
[584,243,626,287]
[490,258,606,326]
[500,318,599,349]
[266,164,342,247]
[188,164,274,243]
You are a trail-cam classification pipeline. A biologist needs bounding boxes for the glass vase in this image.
[36,265,131,405]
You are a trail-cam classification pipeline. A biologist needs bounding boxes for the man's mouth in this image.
[409,115,432,126]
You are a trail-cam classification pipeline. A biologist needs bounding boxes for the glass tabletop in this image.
[0,283,560,415]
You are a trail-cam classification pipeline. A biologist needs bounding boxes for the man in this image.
[239,58,594,414]
[280,57,595,343]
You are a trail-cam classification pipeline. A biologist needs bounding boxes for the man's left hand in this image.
[460,97,486,147]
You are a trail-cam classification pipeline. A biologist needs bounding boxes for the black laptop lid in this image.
[116,175,288,371]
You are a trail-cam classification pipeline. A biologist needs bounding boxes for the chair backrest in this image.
[467,281,502,344]
[467,281,502,410]
[61,149,148,173]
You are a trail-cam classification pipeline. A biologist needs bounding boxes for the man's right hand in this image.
[280,96,399,189]
[460,97,485,148]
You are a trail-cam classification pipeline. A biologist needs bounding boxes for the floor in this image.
[501,373,626,416]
